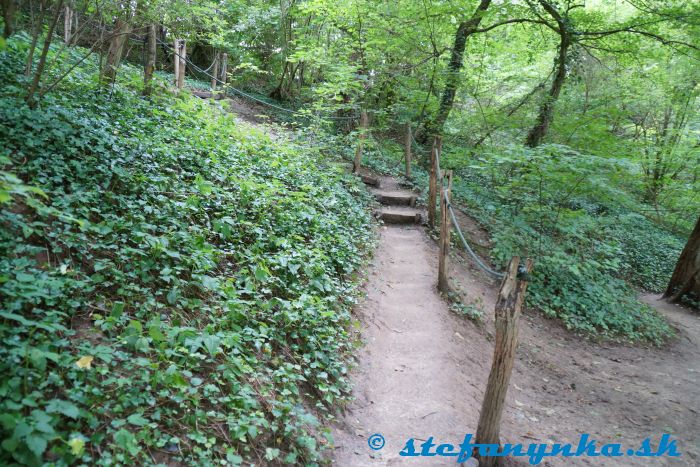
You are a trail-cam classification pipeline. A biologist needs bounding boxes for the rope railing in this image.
[156,37,358,121]
[434,138,505,279]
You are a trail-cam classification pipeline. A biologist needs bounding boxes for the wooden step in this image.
[374,192,416,207]
[192,90,226,100]
[376,208,422,225]
[360,174,381,188]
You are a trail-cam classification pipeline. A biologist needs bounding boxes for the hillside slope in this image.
[0,38,374,465]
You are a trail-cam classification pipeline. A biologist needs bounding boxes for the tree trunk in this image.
[25,1,45,77]
[525,1,571,148]
[664,216,700,305]
[421,0,492,141]
[1,0,15,38]
[102,18,130,86]
[143,24,157,96]
[26,0,64,108]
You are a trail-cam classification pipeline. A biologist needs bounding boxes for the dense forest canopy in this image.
[1,0,699,465]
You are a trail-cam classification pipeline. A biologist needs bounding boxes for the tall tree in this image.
[422,0,492,140]
[525,0,572,148]
[523,0,700,147]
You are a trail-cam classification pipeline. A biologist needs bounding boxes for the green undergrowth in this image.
[0,36,375,465]
[365,137,678,344]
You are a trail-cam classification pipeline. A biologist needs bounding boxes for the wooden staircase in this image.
[360,174,423,225]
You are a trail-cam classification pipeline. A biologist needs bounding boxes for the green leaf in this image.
[46,399,80,419]
[25,434,47,458]
[127,413,149,427]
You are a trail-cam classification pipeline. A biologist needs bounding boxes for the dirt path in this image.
[332,175,483,465]
[217,100,699,466]
[332,174,700,466]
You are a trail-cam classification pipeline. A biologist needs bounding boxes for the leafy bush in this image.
[0,37,374,465]
[447,144,677,343]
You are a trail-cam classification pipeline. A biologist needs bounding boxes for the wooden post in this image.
[177,39,186,89]
[475,256,533,467]
[63,6,72,45]
[143,24,157,96]
[438,170,452,293]
[353,110,369,173]
[404,123,412,179]
[220,53,228,85]
[173,38,179,87]
[427,136,442,228]
[211,51,219,90]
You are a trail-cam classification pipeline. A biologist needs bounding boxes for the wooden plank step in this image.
[374,192,416,207]
[192,90,226,100]
[360,175,381,188]
[376,208,422,225]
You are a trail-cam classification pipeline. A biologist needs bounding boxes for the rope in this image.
[158,38,358,121]
[435,143,505,279]
[445,192,505,279]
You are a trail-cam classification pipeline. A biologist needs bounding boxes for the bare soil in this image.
[332,175,700,466]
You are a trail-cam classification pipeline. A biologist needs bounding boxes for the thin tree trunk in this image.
[26,0,64,108]
[101,18,130,86]
[2,0,16,38]
[422,0,492,140]
[143,24,156,96]
[664,216,700,304]
[525,1,571,148]
[25,1,45,77]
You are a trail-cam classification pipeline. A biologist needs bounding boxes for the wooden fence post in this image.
[177,39,186,90]
[475,256,533,467]
[173,38,179,87]
[353,110,369,173]
[64,6,73,45]
[143,24,156,96]
[438,170,452,293]
[220,53,228,85]
[211,51,219,90]
[427,136,442,228]
[405,123,412,179]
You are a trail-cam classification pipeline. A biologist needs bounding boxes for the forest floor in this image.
[216,94,700,466]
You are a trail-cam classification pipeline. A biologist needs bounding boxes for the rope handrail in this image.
[435,142,505,279]
[157,38,358,121]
